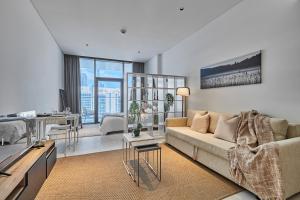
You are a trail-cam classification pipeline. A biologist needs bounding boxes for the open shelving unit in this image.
[127,73,186,135]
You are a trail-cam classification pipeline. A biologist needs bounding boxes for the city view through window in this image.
[80,58,132,123]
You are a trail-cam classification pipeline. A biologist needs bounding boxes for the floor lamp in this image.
[176,87,190,117]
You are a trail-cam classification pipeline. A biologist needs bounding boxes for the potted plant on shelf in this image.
[164,93,174,120]
[129,101,143,137]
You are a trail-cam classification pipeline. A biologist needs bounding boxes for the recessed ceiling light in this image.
[120,28,127,34]
[179,7,184,11]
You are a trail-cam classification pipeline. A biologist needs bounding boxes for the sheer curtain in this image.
[64,54,81,114]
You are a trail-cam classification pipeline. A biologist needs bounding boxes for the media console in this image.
[0,140,56,200]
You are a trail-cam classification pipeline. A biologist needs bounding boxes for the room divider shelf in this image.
[126,73,186,135]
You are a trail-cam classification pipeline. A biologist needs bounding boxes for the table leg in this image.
[122,138,124,160]
[157,149,158,175]
[128,143,131,164]
[42,119,46,140]
[134,148,136,182]
[64,129,67,156]
[125,142,128,164]
[160,148,161,181]
[138,151,140,187]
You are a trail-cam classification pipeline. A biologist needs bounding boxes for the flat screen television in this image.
[0,112,36,174]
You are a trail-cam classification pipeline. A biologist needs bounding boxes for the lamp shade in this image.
[176,87,190,96]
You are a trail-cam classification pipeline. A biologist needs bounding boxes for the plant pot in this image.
[133,129,140,137]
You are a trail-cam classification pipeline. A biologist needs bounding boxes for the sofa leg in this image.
[192,146,198,160]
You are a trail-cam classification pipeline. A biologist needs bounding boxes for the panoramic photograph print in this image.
[200,50,262,89]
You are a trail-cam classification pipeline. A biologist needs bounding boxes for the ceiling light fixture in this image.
[120,28,127,34]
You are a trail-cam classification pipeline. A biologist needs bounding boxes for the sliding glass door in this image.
[80,57,132,124]
[96,79,123,122]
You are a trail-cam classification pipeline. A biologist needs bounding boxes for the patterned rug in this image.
[36,144,242,200]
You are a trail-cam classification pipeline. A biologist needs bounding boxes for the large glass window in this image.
[80,58,133,123]
[80,58,95,123]
[96,60,123,78]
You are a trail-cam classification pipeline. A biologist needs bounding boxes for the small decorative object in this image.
[65,107,71,114]
[164,93,174,120]
[200,50,262,89]
[176,87,190,117]
[133,123,142,137]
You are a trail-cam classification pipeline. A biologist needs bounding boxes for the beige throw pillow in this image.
[191,113,210,133]
[187,110,207,127]
[286,123,300,139]
[270,118,288,141]
[214,116,240,143]
[208,112,235,133]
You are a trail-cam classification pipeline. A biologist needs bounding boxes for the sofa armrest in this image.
[276,137,300,197]
[165,117,188,127]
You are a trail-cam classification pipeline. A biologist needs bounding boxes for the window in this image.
[96,60,123,78]
[80,58,95,123]
[80,57,133,123]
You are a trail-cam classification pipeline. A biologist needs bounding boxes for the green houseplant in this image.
[129,101,143,137]
[164,93,174,120]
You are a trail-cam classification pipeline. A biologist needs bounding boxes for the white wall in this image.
[0,0,63,114]
[160,0,300,122]
[145,55,159,74]
[145,54,163,74]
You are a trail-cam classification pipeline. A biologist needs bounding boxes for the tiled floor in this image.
[55,133,123,158]
[54,125,300,200]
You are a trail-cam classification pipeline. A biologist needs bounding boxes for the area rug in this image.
[36,144,242,200]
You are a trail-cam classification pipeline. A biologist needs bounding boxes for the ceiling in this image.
[31,0,242,62]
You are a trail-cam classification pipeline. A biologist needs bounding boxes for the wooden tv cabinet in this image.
[0,140,57,200]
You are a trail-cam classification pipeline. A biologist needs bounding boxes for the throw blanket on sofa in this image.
[228,111,284,199]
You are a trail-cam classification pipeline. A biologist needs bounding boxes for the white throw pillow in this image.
[214,116,240,143]
[190,113,210,133]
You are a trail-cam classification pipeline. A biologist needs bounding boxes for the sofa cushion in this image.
[191,114,210,133]
[208,112,235,133]
[287,123,300,138]
[214,116,240,143]
[166,127,236,159]
[270,118,288,141]
[187,110,207,127]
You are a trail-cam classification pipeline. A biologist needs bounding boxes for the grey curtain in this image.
[64,55,81,114]
[133,62,144,73]
[132,62,144,100]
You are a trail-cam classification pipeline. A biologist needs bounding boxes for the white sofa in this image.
[165,110,300,199]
